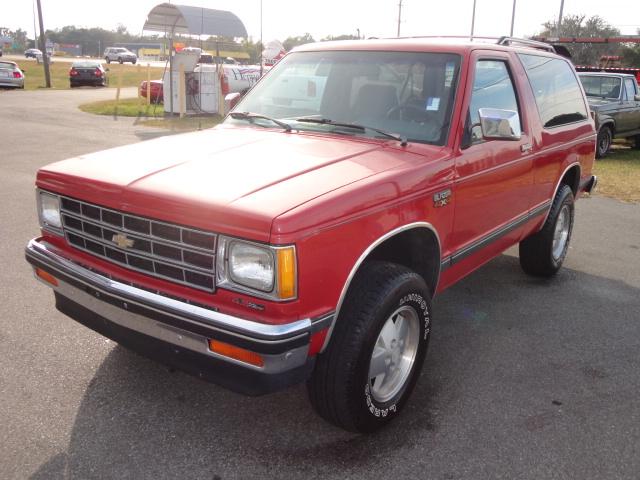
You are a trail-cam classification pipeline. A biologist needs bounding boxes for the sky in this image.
[4,0,640,43]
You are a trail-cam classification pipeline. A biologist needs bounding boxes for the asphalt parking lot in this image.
[1,88,639,480]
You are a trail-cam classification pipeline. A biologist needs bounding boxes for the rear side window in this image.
[519,54,588,128]
[580,75,621,100]
[623,78,637,101]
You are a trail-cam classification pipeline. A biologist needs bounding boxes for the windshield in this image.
[227,50,461,145]
[579,75,622,99]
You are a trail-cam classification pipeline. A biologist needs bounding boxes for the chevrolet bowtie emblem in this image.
[112,233,135,249]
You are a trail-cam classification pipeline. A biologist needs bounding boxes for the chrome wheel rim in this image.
[552,205,570,260]
[368,305,420,403]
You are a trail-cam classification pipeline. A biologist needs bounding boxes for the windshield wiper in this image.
[296,117,408,146]
[229,111,292,132]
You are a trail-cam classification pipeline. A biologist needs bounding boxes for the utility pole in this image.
[470,0,477,39]
[556,0,565,36]
[35,0,51,88]
[32,0,38,48]
[510,0,517,37]
[397,0,403,38]
[259,0,263,76]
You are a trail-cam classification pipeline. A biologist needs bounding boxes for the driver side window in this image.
[468,60,520,143]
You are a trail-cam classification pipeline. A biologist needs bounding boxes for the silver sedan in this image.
[0,61,25,89]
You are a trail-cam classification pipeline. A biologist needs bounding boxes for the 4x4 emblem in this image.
[112,233,134,249]
[433,189,451,208]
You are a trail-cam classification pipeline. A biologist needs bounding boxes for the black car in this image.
[69,61,107,87]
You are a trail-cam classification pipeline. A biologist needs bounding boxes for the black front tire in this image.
[632,135,640,150]
[519,184,575,277]
[307,261,432,433]
[105,57,111,64]
[596,126,612,159]
[118,57,123,64]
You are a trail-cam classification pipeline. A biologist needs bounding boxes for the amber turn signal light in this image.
[208,339,265,367]
[35,268,58,287]
[276,247,296,299]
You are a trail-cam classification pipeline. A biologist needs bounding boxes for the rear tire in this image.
[632,135,640,150]
[596,126,612,159]
[519,184,575,277]
[307,261,432,433]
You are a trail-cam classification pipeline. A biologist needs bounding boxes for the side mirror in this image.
[478,108,522,141]
[225,92,242,112]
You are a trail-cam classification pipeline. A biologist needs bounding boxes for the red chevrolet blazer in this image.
[26,37,596,433]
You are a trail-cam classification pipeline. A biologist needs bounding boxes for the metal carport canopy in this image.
[143,3,247,37]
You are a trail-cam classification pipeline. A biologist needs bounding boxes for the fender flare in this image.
[320,221,441,352]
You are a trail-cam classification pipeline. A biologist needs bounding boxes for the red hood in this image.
[37,126,424,241]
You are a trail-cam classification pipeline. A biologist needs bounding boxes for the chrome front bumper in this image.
[25,238,332,392]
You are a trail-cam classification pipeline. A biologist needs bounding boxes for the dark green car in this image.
[579,72,640,158]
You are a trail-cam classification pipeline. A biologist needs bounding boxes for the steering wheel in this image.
[386,104,430,122]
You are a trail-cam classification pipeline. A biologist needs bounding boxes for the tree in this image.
[0,27,29,52]
[620,29,640,67]
[537,15,621,65]
[321,34,360,41]
[241,38,264,64]
[283,33,315,51]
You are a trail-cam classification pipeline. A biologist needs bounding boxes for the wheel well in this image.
[600,121,615,135]
[366,227,440,297]
[560,164,581,197]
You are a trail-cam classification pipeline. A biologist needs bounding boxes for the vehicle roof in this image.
[292,37,564,58]
[0,61,18,68]
[72,60,102,66]
[577,71,637,78]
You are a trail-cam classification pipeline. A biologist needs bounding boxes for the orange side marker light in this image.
[208,339,265,368]
[35,268,58,287]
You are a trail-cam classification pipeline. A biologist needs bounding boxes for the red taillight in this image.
[221,73,229,96]
[69,68,78,77]
[94,68,102,77]
[13,71,22,79]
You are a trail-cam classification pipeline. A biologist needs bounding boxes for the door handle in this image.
[521,143,533,154]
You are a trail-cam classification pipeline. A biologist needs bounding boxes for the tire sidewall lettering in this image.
[363,289,431,420]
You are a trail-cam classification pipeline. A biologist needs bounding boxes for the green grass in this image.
[593,142,640,203]
[15,59,163,90]
[79,97,222,131]
[79,98,165,117]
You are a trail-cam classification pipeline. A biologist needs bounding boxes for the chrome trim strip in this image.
[321,222,441,353]
[26,238,311,342]
[51,276,309,374]
[450,201,550,265]
[541,162,581,227]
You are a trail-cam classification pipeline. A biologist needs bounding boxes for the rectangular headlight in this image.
[37,190,62,233]
[216,236,297,301]
[228,241,275,292]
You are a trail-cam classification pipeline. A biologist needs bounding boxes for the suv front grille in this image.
[59,196,217,292]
